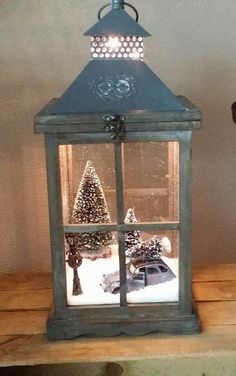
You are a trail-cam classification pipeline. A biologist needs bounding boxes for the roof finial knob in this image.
[98,1,139,22]
[112,0,124,10]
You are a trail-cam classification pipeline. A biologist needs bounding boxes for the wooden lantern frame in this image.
[35,96,201,340]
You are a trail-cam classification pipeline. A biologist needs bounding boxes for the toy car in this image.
[101,258,176,294]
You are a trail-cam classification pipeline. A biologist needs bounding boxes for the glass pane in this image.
[59,144,116,224]
[123,142,179,222]
[125,230,179,304]
[66,231,119,306]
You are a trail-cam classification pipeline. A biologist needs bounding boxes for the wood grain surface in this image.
[0,265,236,367]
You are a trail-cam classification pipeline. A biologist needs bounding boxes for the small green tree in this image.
[125,208,141,255]
[66,160,115,257]
[129,236,166,261]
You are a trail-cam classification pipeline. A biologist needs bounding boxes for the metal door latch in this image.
[103,114,126,140]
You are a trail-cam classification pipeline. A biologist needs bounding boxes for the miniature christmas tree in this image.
[125,208,141,256]
[129,236,168,262]
[66,160,115,258]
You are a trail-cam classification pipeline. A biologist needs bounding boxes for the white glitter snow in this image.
[66,245,179,306]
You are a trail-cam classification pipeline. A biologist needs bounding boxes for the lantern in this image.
[34,0,202,340]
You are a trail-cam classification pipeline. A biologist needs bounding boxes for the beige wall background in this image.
[1,0,236,272]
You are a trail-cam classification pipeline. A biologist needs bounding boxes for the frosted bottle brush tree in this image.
[125,208,141,255]
[66,160,115,258]
[129,236,171,262]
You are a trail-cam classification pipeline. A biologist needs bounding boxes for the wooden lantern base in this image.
[47,306,200,341]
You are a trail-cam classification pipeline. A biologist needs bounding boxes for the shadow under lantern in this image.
[34,0,202,340]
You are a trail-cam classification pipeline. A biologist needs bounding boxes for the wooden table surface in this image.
[1,263,236,367]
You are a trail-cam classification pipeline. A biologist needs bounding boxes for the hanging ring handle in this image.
[98,3,139,22]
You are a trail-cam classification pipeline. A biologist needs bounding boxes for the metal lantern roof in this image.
[48,1,189,115]
[51,60,186,114]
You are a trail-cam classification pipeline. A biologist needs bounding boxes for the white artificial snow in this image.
[161,237,172,253]
[66,245,179,306]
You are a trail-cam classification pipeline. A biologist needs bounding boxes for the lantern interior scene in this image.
[59,142,179,306]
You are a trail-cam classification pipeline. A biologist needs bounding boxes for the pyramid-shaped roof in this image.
[50,60,186,114]
[84,9,151,37]
[48,4,186,114]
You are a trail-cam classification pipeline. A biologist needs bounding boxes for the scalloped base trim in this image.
[47,310,200,341]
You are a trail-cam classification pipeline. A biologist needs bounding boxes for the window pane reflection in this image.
[123,142,179,222]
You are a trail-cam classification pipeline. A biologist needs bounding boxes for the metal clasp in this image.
[103,114,126,140]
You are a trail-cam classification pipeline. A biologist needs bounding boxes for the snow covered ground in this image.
[66,247,179,306]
